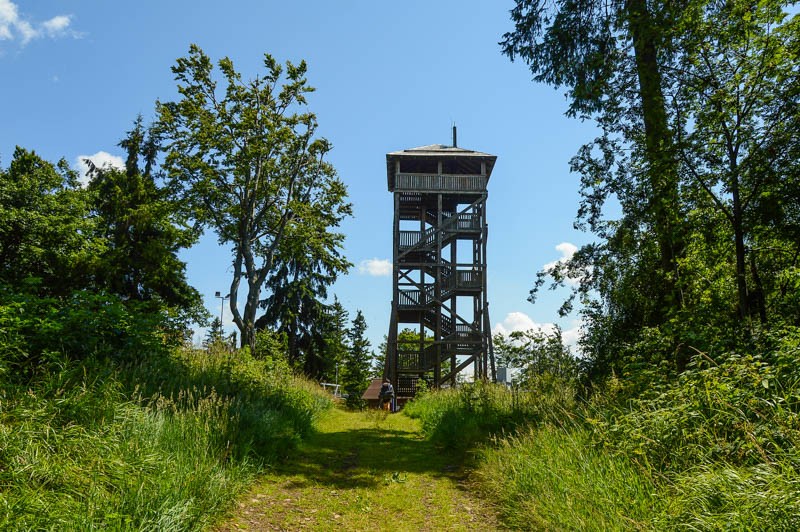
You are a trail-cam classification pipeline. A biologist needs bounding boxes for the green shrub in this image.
[0,287,166,381]
[594,354,800,472]
[404,379,576,452]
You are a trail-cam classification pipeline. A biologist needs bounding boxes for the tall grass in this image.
[405,345,800,529]
[404,379,576,452]
[477,425,661,530]
[0,347,331,530]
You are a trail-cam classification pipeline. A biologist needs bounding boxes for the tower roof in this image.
[386,143,497,191]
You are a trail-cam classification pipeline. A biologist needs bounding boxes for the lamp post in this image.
[214,291,230,327]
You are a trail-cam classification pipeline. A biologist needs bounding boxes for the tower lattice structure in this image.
[385,136,496,399]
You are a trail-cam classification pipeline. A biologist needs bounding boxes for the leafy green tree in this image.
[255,216,350,376]
[502,0,685,317]
[671,0,800,326]
[157,45,351,351]
[506,0,800,383]
[342,310,372,408]
[0,148,93,296]
[494,327,579,389]
[85,118,205,328]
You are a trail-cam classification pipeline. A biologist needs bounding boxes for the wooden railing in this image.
[455,213,481,231]
[394,173,488,192]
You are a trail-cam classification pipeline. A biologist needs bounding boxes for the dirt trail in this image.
[216,408,501,531]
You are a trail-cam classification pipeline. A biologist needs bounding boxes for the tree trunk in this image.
[625,0,684,316]
[731,173,750,321]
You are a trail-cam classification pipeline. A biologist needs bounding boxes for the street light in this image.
[214,291,230,326]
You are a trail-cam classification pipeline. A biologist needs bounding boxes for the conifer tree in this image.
[342,310,372,408]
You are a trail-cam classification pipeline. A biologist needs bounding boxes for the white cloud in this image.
[492,311,583,348]
[42,15,71,37]
[358,258,391,277]
[0,0,21,41]
[75,151,125,186]
[492,311,556,337]
[0,1,80,46]
[541,241,585,286]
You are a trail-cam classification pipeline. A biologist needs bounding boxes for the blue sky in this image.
[1,1,597,351]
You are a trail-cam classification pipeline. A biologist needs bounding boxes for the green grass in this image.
[0,348,331,530]
[476,425,661,531]
[218,407,500,531]
[404,380,576,453]
[405,355,800,530]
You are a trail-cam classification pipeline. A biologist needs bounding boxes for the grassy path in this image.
[216,407,500,531]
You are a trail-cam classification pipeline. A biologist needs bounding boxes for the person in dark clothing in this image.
[379,379,394,412]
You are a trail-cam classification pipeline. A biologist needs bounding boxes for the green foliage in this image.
[493,326,581,390]
[0,287,166,381]
[203,317,226,350]
[85,117,205,328]
[0,347,331,530]
[412,330,800,528]
[342,310,372,409]
[595,353,800,473]
[513,0,800,384]
[0,148,94,296]
[252,327,289,365]
[0,135,206,342]
[157,45,351,350]
[404,381,576,453]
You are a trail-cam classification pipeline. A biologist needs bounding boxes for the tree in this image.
[203,317,225,350]
[502,0,686,316]
[0,148,93,296]
[670,0,800,325]
[342,310,372,408]
[85,118,205,328]
[255,215,350,376]
[503,0,690,380]
[506,0,800,383]
[157,45,351,351]
[494,327,579,389]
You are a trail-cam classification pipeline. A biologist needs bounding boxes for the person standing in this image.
[379,379,395,412]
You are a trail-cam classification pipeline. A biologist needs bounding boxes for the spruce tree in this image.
[342,310,372,408]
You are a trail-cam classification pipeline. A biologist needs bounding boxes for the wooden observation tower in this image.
[385,129,497,399]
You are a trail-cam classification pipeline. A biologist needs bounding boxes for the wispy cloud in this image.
[75,151,125,186]
[358,258,391,277]
[0,1,82,47]
[42,15,72,37]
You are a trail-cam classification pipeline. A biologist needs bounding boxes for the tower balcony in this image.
[393,173,488,193]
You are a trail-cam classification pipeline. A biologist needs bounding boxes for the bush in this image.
[0,287,166,382]
[594,353,800,472]
[404,379,576,452]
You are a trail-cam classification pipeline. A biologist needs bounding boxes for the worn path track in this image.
[216,407,500,531]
